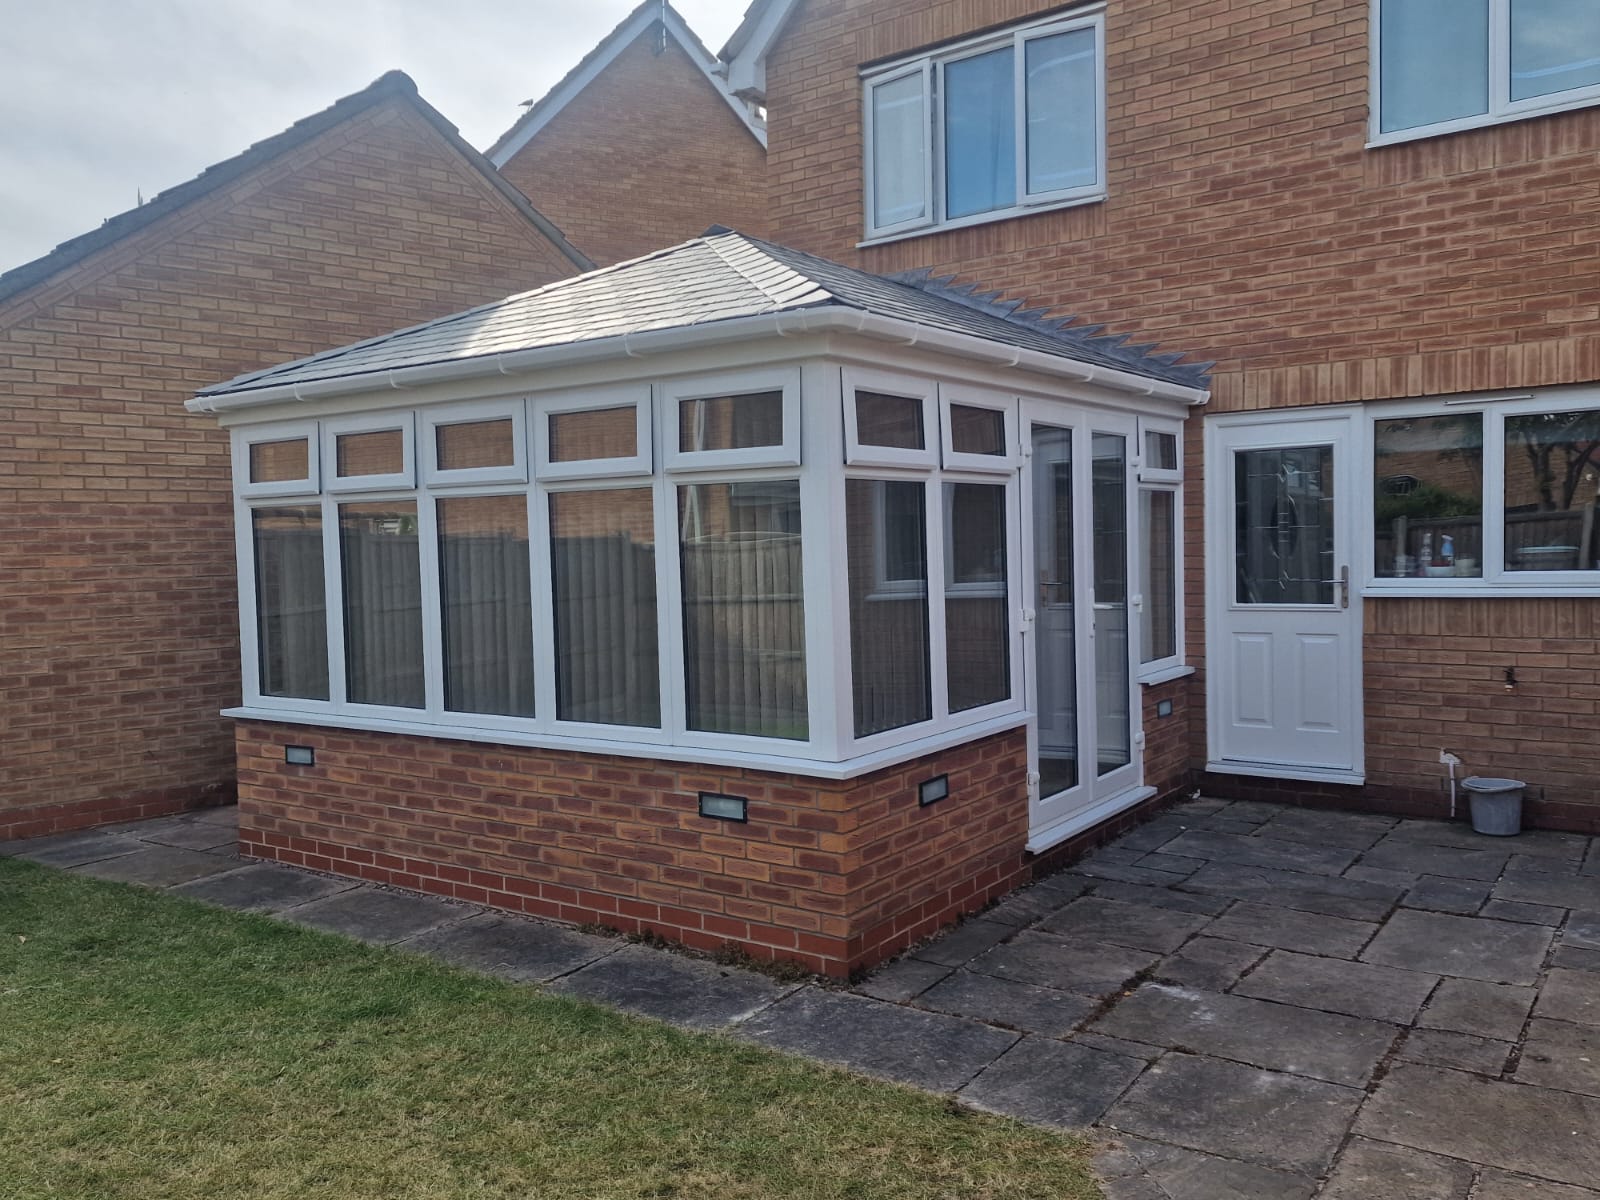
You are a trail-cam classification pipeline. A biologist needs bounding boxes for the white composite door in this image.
[1206,412,1363,782]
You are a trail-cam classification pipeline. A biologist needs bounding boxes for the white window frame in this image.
[1137,416,1183,484]
[421,399,528,487]
[867,476,932,598]
[534,383,653,480]
[321,411,415,493]
[662,366,801,471]
[1368,0,1600,147]
[843,366,938,468]
[860,5,1107,245]
[939,382,1019,472]
[235,421,320,498]
[1132,414,1186,681]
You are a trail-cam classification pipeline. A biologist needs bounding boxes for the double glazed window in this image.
[1137,423,1183,675]
[1374,0,1600,140]
[863,9,1106,240]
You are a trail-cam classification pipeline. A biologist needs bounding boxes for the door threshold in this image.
[1027,785,1156,854]
[1205,760,1365,786]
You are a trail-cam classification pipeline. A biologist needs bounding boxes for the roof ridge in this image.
[702,231,834,308]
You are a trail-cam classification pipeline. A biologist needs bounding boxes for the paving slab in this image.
[1396,1028,1512,1075]
[171,863,357,913]
[1553,944,1600,973]
[1113,1134,1317,1200]
[1204,901,1378,958]
[1481,899,1566,926]
[1419,978,1536,1042]
[1074,1032,1164,1062]
[1091,982,1395,1086]
[958,1036,1145,1129]
[1563,911,1600,950]
[1356,1064,1600,1190]
[1130,852,1206,878]
[188,804,242,827]
[1231,949,1437,1024]
[1154,936,1264,991]
[918,969,1098,1036]
[398,913,614,984]
[1475,1169,1600,1199]
[1493,875,1600,911]
[2,829,145,868]
[1534,969,1600,1027]
[1168,798,1233,817]
[1318,1137,1473,1200]
[1362,909,1553,985]
[279,886,473,944]
[1068,860,1197,888]
[1085,879,1233,916]
[1385,820,1588,859]
[983,885,1078,927]
[1504,852,1583,878]
[136,819,238,852]
[1217,800,1281,824]
[1037,895,1214,953]
[1085,845,1149,867]
[853,956,951,1002]
[1517,1018,1600,1097]
[1102,1052,1362,1175]
[73,845,238,888]
[1360,837,1510,881]
[737,987,1017,1092]
[548,943,793,1030]
[1111,819,1189,854]
[909,918,1013,966]
[1344,864,1419,888]
[968,930,1159,997]
[1402,875,1494,914]
[1159,829,1358,877]
[1252,807,1397,851]
[1179,861,1401,921]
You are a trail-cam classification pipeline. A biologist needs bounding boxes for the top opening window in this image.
[423,401,528,486]
[863,8,1106,242]
[664,369,800,470]
[535,385,651,480]
[1373,0,1600,143]
[237,423,318,497]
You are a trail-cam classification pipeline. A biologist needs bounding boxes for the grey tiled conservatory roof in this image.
[198,229,1210,398]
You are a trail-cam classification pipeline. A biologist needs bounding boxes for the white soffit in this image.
[718,0,801,103]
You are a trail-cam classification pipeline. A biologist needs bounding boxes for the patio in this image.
[7,795,1599,1199]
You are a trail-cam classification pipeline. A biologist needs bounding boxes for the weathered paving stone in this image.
[279,886,473,945]
[1160,830,1358,877]
[984,886,1077,927]
[1187,816,1267,836]
[1396,1028,1512,1075]
[1553,945,1600,973]
[958,1036,1144,1129]
[1504,852,1582,878]
[399,913,613,984]
[853,956,952,1002]
[1344,864,1418,888]
[1068,860,1196,888]
[1037,895,1214,953]
[73,845,237,888]
[738,988,1017,1091]
[1402,875,1493,915]
[1085,845,1148,867]
[968,930,1159,997]
[909,918,1013,966]
[1086,879,1233,916]
[1169,798,1232,817]
[1517,1019,1600,1097]
[1130,853,1206,878]
[1356,1064,1600,1190]
[1154,936,1264,991]
[1493,874,1600,911]
[1231,949,1438,1024]
[171,863,357,913]
[1074,1032,1164,1062]
[1386,820,1588,860]
[918,970,1098,1036]
[1360,838,1510,881]
[1205,901,1378,958]
[1103,1052,1362,1175]
[1252,808,1397,851]
[1114,1134,1317,1200]
[1362,910,1553,985]
[1563,911,1600,950]
[2,830,145,868]
[1180,861,1401,921]
[1111,819,1188,854]
[137,819,238,852]
[1217,800,1281,824]
[1091,983,1395,1086]
[1319,1138,1473,1200]
[550,944,794,1031]
[1419,978,1536,1042]
[1535,969,1600,1027]
[1475,1169,1600,1199]
[1030,871,1093,900]
[1480,899,1566,926]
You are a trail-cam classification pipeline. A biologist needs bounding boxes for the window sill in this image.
[1366,90,1600,150]
[1363,582,1600,599]
[858,192,1107,251]
[1138,663,1194,686]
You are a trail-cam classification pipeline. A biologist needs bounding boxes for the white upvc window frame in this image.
[860,5,1108,245]
[321,411,415,493]
[421,399,528,487]
[939,382,1019,472]
[534,383,653,480]
[1368,0,1600,147]
[235,420,320,498]
[1133,414,1186,682]
[843,365,939,468]
[1137,416,1183,485]
[662,366,802,471]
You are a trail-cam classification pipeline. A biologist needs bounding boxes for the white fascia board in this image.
[719,0,800,103]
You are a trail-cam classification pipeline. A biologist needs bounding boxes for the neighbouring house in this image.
[0,71,589,840]
[487,0,770,266]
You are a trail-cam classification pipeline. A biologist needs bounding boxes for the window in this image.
[322,414,414,493]
[863,8,1105,240]
[1373,414,1484,578]
[944,482,1010,713]
[844,368,938,467]
[664,369,801,470]
[339,501,425,708]
[536,385,651,479]
[846,479,930,735]
[1373,0,1600,141]
[252,506,327,699]
[439,495,535,718]
[423,401,527,486]
[1136,419,1183,675]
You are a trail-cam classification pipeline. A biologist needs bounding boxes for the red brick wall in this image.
[0,96,581,841]
[497,25,769,266]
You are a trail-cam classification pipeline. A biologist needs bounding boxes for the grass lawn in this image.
[0,858,1104,1199]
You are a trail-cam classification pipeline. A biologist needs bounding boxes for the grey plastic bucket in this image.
[1462,776,1524,837]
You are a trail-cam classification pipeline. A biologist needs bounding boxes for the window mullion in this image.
[1484,410,1509,581]
[321,491,348,708]
[1489,0,1512,113]
[1014,30,1029,201]
[416,489,445,717]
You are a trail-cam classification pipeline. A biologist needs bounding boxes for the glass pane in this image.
[871,73,928,228]
[1379,0,1490,132]
[1511,0,1600,101]
[249,438,309,484]
[1141,490,1177,663]
[855,390,924,450]
[1504,410,1600,572]
[549,406,636,462]
[1144,429,1178,472]
[1031,425,1077,796]
[1092,433,1131,775]
[679,392,784,452]
[436,419,515,471]
[679,482,807,738]
[1373,414,1484,578]
[336,429,404,478]
[252,506,327,699]
[339,502,424,708]
[438,495,534,718]
[846,480,930,737]
[1235,446,1335,604]
[1025,27,1098,193]
[950,404,1007,456]
[945,46,1017,219]
[550,489,661,726]
[945,481,1010,712]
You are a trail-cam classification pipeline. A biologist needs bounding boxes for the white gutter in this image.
[186,307,1209,414]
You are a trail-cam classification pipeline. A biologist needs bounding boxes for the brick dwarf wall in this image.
[0,95,581,842]
[237,721,1033,977]
[496,24,769,266]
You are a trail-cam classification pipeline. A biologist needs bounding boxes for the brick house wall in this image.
[496,24,769,266]
[755,0,1600,827]
[0,82,583,840]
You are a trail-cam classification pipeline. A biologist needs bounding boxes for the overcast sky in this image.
[0,0,752,273]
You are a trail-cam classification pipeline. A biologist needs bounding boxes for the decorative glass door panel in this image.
[1234,446,1336,606]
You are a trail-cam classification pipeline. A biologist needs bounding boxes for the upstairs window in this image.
[1374,0,1600,142]
[863,8,1106,241]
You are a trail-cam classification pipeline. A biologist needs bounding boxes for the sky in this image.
[0,0,752,273]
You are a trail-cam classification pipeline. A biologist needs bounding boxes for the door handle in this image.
[1321,565,1349,609]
